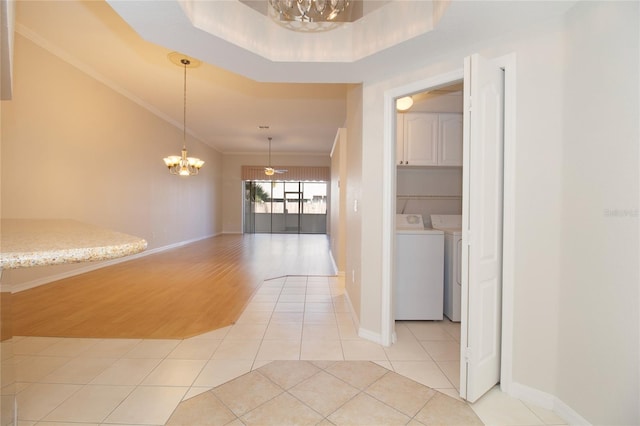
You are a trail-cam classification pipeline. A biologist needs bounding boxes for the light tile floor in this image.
[166,360,483,425]
[10,275,567,425]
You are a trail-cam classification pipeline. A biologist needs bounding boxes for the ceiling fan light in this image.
[265,167,275,176]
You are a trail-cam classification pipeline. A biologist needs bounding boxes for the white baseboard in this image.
[340,274,384,345]
[10,233,219,293]
[358,327,384,345]
[509,382,590,425]
[329,250,339,276]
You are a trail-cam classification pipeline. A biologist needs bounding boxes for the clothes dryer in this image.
[431,215,462,322]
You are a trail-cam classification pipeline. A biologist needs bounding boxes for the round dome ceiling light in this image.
[396,96,414,112]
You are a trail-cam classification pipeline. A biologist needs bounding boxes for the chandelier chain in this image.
[182,59,189,150]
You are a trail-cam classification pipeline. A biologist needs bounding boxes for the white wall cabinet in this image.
[438,113,463,166]
[397,112,462,167]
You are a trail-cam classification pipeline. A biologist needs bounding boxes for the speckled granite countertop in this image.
[0,219,147,269]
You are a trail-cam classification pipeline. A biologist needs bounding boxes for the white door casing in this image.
[460,53,505,402]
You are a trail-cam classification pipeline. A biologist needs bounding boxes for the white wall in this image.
[397,168,462,199]
[1,34,223,289]
[558,1,639,424]
[220,152,330,234]
[397,167,463,228]
[408,91,462,113]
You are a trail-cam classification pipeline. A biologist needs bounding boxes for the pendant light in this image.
[163,52,204,176]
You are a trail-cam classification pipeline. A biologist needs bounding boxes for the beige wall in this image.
[221,152,330,234]
[558,1,639,424]
[329,128,347,273]
[1,34,223,289]
[345,84,363,326]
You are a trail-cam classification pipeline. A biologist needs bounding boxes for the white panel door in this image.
[404,113,438,166]
[460,53,505,403]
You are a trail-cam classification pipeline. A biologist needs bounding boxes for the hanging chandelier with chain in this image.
[163,53,204,176]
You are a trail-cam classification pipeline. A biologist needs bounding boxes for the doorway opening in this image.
[394,80,466,396]
[383,53,515,402]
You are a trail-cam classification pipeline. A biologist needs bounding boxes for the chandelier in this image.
[163,53,204,176]
[269,0,350,23]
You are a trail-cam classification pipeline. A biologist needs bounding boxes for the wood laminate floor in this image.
[12,234,335,339]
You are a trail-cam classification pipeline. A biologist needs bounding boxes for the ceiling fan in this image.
[264,137,287,176]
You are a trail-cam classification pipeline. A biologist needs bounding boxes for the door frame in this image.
[381,53,516,394]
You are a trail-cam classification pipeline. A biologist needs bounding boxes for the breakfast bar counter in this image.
[0,219,147,269]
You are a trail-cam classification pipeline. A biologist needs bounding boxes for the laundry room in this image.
[395,82,464,323]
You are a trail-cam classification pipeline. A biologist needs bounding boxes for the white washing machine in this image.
[395,214,444,320]
[431,214,462,322]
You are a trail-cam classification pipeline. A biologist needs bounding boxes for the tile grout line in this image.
[249,276,284,371]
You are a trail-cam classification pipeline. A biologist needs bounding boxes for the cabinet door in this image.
[396,113,405,165]
[439,113,463,166]
[404,113,438,166]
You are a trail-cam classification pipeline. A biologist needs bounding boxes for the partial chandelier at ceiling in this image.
[268,0,350,31]
[163,52,205,176]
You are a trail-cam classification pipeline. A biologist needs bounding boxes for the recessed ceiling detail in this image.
[105,0,442,82]
[104,0,577,84]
